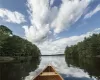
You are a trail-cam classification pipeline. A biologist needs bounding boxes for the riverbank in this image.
[0,57,14,63]
[0,56,39,63]
[41,54,64,56]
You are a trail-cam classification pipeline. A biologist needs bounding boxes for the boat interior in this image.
[33,66,63,80]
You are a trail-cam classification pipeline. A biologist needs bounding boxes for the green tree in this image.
[0,25,12,55]
[2,35,41,57]
[65,33,100,58]
[0,25,41,58]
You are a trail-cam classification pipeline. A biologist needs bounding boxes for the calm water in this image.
[0,56,100,80]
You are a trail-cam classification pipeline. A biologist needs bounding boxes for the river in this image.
[0,56,100,80]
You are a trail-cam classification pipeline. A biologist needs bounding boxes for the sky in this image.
[0,0,100,55]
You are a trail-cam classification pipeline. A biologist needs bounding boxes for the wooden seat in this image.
[33,65,64,80]
[40,72,58,76]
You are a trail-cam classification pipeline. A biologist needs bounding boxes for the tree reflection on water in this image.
[0,58,40,80]
[65,57,100,80]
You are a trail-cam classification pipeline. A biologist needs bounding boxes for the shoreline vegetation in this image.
[65,33,100,59]
[0,57,14,62]
[41,54,64,56]
[0,54,64,62]
[0,25,41,62]
[0,56,40,63]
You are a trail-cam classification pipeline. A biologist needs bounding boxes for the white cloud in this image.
[24,0,91,42]
[50,0,54,6]
[23,0,100,55]
[37,28,100,55]
[84,4,100,19]
[24,0,57,42]
[51,0,90,33]
[23,25,52,42]
[0,8,26,24]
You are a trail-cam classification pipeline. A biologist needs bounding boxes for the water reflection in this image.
[0,58,40,80]
[25,56,96,80]
[0,56,99,80]
[65,57,100,80]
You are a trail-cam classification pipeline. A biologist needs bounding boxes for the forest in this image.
[0,25,41,61]
[65,34,100,59]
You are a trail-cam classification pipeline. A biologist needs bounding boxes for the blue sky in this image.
[59,0,100,37]
[0,0,100,38]
[0,0,100,54]
[0,0,29,36]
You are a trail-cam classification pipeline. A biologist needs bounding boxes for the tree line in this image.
[65,34,100,58]
[0,25,41,58]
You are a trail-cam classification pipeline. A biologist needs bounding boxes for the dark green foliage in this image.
[0,25,12,49]
[65,34,100,58]
[0,25,12,35]
[0,25,41,57]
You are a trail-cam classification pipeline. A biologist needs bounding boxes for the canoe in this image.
[33,65,64,80]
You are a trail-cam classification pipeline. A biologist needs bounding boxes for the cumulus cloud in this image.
[24,0,58,42]
[51,0,90,33]
[23,25,52,42]
[84,4,100,19]
[0,8,26,24]
[24,0,91,42]
[37,28,100,55]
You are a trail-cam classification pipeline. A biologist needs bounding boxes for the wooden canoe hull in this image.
[33,65,64,80]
